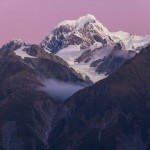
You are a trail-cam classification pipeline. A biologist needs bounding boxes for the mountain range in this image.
[0,14,150,150]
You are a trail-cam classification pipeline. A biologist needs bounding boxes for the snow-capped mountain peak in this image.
[75,14,96,28]
[57,14,96,28]
[56,14,109,33]
[41,14,112,54]
[40,14,150,83]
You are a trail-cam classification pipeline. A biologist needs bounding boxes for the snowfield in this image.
[15,46,37,59]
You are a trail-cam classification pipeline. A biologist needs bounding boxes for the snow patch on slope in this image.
[15,46,37,59]
[71,63,107,83]
[56,45,84,65]
[56,46,112,83]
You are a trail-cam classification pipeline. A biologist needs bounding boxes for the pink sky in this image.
[0,0,150,46]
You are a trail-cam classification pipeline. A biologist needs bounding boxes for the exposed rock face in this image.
[95,48,136,75]
[0,89,58,150]
[48,45,150,150]
[0,56,59,150]
[0,43,87,150]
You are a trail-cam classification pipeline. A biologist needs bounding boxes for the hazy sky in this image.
[0,0,150,46]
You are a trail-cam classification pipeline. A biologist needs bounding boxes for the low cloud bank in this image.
[39,79,85,101]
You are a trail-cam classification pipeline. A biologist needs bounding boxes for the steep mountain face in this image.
[48,45,150,150]
[41,14,115,53]
[0,42,87,150]
[41,14,150,82]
